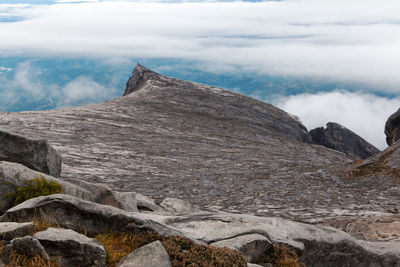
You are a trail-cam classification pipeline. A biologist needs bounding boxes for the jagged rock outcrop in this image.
[116,240,172,267]
[34,227,106,267]
[309,122,379,159]
[385,108,400,146]
[0,130,61,177]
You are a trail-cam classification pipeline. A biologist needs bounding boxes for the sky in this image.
[0,0,399,149]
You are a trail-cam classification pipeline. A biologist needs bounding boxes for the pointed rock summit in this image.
[123,63,162,96]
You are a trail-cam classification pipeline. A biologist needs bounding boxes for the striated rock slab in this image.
[34,227,106,267]
[137,211,400,267]
[385,108,400,146]
[0,194,181,236]
[0,222,33,241]
[0,130,61,177]
[211,233,272,262]
[116,240,172,267]
[309,122,379,159]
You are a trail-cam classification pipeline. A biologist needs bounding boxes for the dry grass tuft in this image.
[4,250,59,267]
[95,231,247,267]
[254,244,306,267]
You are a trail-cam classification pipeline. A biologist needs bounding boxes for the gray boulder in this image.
[309,122,379,159]
[9,236,48,259]
[0,222,33,241]
[66,178,161,212]
[0,130,61,177]
[211,233,272,262]
[0,161,90,213]
[0,194,181,236]
[160,198,202,214]
[385,108,400,146]
[116,240,172,267]
[34,227,106,267]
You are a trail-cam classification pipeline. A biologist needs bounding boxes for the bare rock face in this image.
[385,108,400,146]
[9,236,49,259]
[309,122,379,159]
[0,130,61,177]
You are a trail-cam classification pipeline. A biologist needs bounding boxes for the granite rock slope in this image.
[0,64,398,222]
[309,122,379,159]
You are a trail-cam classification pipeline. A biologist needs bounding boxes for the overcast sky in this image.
[0,0,399,149]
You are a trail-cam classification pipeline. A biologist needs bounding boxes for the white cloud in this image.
[273,91,400,150]
[0,1,399,93]
[0,60,117,110]
[62,76,116,103]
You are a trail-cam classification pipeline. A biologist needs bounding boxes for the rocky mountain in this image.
[385,108,400,146]
[309,122,379,159]
[0,64,398,224]
[1,63,400,266]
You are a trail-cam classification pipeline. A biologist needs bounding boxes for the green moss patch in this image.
[6,176,63,207]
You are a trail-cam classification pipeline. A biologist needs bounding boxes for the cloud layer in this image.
[274,91,400,150]
[0,0,399,93]
[0,61,118,111]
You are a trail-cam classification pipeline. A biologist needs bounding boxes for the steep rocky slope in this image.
[385,108,400,146]
[0,64,398,223]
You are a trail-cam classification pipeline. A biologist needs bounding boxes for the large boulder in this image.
[0,130,61,177]
[0,161,160,213]
[138,211,400,266]
[34,227,106,267]
[0,222,33,241]
[0,161,90,213]
[385,108,400,146]
[0,194,181,236]
[309,122,379,159]
[116,240,172,267]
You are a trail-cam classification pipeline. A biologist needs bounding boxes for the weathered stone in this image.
[160,198,202,214]
[0,130,61,177]
[10,236,48,259]
[0,259,5,267]
[0,222,33,241]
[116,240,172,267]
[34,227,106,267]
[0,161,91,213]
[385,108,400,146]
[138,211,400,267]
[0,194,181,236]
[247,264,269,267]
[211,233,272,262]
[309,122,379,159]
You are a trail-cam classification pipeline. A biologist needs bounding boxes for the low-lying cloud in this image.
[0,0,399,93]
[274,91,400,150]
[0,61,118,111]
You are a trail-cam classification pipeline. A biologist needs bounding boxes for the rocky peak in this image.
[123,63,162,96]
[309,122,379,159]
[385,108,400,146]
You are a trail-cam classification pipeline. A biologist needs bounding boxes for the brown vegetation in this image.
[254,244,306,267]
